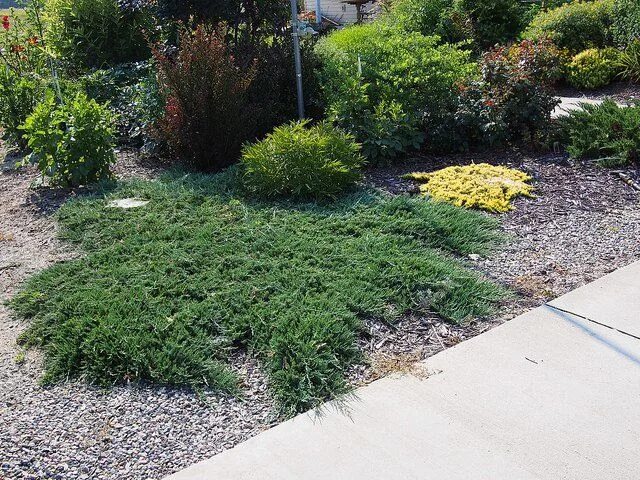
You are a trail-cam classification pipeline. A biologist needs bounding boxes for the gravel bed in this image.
[0,152,277,480]
[2,146,639,480]
[367,150,640,313]
[554,81,640,103]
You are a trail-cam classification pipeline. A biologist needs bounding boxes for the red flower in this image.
[484,100,495,108]
[27,36,38,45]
[2,15,9,30]
[10,44,25,53]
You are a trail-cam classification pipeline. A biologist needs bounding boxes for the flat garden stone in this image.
[107,198,149,209]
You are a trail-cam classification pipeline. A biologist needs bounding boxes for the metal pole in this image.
[290,0,305,120]
[315,0,322,24]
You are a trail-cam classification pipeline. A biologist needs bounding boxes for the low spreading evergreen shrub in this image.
[559,99,640,167]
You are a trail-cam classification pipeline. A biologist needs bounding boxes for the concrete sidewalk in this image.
[168,261,640,480]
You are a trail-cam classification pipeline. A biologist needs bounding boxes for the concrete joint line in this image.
[546,303,640,342]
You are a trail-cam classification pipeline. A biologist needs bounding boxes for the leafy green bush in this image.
[45,0,153,69]
[75,61,163,146]
[566,47,622,89]
[0,69,43,148]
[559,99,640,167]
[619,39,640,83]
[523,0,615,53]
[383,0,469,44]
[21,92,116,186]
[241,121,365,200]
[385,0,525,49]
[315,23,475,162]
[611,0,640,47]
[453,0,525,49]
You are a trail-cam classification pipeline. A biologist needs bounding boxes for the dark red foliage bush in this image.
[445,39,562,151]
[154,26,258,171]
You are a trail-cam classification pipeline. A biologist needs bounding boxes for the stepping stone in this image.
[107,198,149,209]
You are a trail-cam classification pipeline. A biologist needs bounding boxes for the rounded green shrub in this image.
[45,0,153,69]
[453,0,525,48]
[241,121,365,200]
[384,0,526,49]
[566,47,622,89]
[315,23,475,162]
[21,92,116,186]
[523,0,615,53]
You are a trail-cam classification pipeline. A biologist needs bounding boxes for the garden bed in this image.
[2,148,639,480]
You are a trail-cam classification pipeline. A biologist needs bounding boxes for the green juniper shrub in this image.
[241,121,365,200]
[154,26,258,171]
[559,99,640,167]
[523,0,615,54]
[619,40,640,83]
[21,92,116,186]
[611,0,640,47]
[44,0,154,70]
[315,23,475,163]
[566,47,623,89]
[11,171,504,414]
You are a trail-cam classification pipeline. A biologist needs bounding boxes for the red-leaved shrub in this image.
[154,26,258,171]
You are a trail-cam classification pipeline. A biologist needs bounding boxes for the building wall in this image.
[305,0,375,24]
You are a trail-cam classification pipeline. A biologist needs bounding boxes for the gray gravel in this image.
[2,147,639,480]
[0,153,276,480]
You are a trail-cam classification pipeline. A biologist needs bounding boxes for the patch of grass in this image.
[11,169,505,414]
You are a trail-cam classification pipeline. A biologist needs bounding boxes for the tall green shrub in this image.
[45,0,153,69]
[523,0,615,53]
[611,0,640,47]
[0,70,43,148]
[315,23,475,162]
[454,0,525,48]
[384,0,525,49]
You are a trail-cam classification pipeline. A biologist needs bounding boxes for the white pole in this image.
[315,0,322,23]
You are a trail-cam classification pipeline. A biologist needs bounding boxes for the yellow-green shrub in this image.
[405,163,533,212]
[523,0,615,54]
[566,47,622,89]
